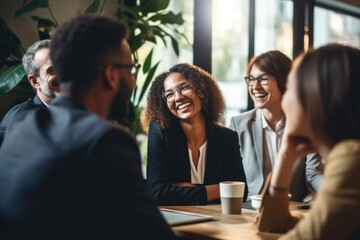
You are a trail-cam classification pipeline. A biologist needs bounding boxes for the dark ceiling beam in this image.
[316,0,360,18]
[247,0,255,111]
[293,0,307,58]
[193,0,212,73]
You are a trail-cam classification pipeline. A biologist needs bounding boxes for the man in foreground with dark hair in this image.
[0,15,174,239]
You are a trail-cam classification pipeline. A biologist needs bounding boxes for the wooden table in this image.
[161,203,305,240]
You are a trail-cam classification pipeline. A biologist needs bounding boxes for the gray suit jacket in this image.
[229,109,323,201]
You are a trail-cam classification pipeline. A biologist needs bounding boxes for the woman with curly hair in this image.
[141,63,248,205]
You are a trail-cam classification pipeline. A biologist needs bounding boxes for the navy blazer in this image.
[0,95,45,145]
[0,96,174,240]
[147,121,248,205]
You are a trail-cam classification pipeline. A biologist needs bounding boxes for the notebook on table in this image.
[160,208,214,226]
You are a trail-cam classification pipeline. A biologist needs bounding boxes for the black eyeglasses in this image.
[112,63,141,75]
[162,82,194,103]
[244,74,273,86]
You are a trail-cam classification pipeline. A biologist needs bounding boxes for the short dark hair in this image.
[22,40,51,76]
[247,50,292,94]
[141,63,225,133]
[295,44,360,145]
[50,15,128,95]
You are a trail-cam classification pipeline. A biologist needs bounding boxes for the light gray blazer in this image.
[229,109,323,201]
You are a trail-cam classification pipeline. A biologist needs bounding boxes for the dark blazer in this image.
[0,96,174,240]
[0,95,45,145]
[147,121,248,206]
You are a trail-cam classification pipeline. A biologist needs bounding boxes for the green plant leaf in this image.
[152,26,167,47]
[140,27,156,43]
[85,0,101,14]
[170,35,179,56]
[140,0,169,15]
[132,85,138,103]
[148,11,185,25]
[174,28,192,46]
[116,2,140,19]
[154,26,179,56]
[128,34,145,54]
[15,0,50,18]
[136,61,160,107]
[0,63,26,95]
[142,48,154,74]
[130,105,142,135]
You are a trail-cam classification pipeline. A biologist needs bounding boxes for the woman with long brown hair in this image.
[258,44,360,239]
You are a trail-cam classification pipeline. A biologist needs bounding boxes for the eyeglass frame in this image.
[162,81,194,103]
[112,63,141,75]
[244,74,274,86]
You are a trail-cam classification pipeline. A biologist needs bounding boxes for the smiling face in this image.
[249,64,282,112]
[32,48,61,103]
[163,72,203,122]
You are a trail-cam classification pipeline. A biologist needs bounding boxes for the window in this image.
[212,0,249,124]
[212,0,293,125]
[153,0,194,69]
[255,0,293,57]
[314,7,360,48]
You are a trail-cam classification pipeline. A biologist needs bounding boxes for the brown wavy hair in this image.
[141,63,225,134]
[294,44,360,146]
[247,50,292,95]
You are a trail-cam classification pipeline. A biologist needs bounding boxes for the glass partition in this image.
[212,0,293,125]
[255,0,293,57]
[212,0,249,125]
[314,7,360,48]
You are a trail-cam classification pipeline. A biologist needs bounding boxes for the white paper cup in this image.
[249,195,262,211]
[220,181,245,214]
[250,194,292,211]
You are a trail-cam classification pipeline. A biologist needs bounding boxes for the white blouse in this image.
[188,141,208,184]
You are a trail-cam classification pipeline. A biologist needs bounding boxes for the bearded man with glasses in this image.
[0,15,174,239]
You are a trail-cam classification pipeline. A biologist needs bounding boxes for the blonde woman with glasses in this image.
[141,63,248,205]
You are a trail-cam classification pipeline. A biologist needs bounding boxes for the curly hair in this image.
[141,63,225,133]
